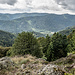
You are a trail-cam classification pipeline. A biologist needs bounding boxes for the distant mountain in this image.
[0,13,75,35]
[0,30,15,47]
[0,13,47,20]
[59,26,75,35]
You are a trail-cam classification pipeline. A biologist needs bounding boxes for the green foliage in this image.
[0,46,11,58]
[0,14,75,35]
[43,34,51,56]
[67,30,75,52]
[37,35,51,58]
[37,37,46,49]
[42,55,47,60]
[0,30,15,47]
[46,33,68,61]
[59,26,75,36]
[7,32,43,58]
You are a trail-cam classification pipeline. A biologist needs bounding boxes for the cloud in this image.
[55,0,75,10]
[0,0,75,14]
[29,0,69,14]
[0,0,17,5]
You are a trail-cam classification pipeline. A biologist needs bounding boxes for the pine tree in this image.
[46,33,68,61]
[43,34,50,55]
[67,30,75,52]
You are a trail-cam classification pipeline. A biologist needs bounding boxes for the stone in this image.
[37,64,65,75]
[21,64,26,69]
[0,57,14,69]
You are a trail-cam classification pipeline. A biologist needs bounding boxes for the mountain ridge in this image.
[0,30,15,47]
[0,13,75,35]
[59,26,75,35]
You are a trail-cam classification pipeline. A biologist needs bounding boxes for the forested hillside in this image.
[0,30,75,75]
[0,30,15,47]
[59,26,75,35]
[0,13,47,20]
[0,13,75,75]
[0,13,75,35]
[7,30,75,60]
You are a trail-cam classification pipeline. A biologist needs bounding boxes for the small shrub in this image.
[0,46,11,58]
[42,55,47,60]
[72,51,75,54]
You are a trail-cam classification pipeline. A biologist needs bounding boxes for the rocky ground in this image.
[0,54,75,75]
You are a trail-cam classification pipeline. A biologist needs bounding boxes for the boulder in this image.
[37,64,65,75]
[21,64,26,69]
[0,57,14,69]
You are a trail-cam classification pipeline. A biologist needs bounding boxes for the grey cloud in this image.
[55,0,68,8]
[36,5,60,11]
[25,0,32,5]
[55,0,75,10]
[0,0,17,5]
[37,6,51,10]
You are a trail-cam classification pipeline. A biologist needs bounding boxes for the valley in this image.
[0,13,75,35]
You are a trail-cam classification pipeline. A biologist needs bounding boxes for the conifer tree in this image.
[46,33,68,61]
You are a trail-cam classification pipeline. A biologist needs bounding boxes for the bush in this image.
[7,32,43,58]
[0,46,11,58]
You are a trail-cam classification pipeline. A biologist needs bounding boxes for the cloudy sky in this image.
[0,0,75,14]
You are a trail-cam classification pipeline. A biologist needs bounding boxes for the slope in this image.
[0,13,75,35]
[0,30,15,47]
[59,26,75,35]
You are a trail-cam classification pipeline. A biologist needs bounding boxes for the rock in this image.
[21,64,26,69]
[0,57,14,69]
[37,64,65,75]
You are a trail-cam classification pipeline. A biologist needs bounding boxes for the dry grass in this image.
[11,54,36,64]
[11,54,47,65]
[9,54,46,75]
[0,55,48,75]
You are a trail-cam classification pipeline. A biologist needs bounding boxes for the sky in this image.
[0,0,75,14]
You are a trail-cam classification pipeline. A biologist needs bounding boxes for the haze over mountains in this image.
[0,13,75,36]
